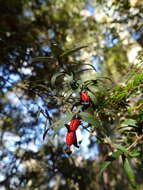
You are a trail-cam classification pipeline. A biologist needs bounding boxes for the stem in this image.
[127,134,143,151]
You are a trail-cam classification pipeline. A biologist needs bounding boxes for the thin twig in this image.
[127,135,143,151]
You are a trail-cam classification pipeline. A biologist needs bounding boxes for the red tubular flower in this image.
[66,131,76,146]
[66,131,79,148]
[80,89,90,102]
[69,119,80,131]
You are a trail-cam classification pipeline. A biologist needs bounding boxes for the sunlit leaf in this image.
[130,149,140,157]
[76,68,93,74]
[123,157,136,188]
[113,144,132,157]
[133,73,143,86]
[84,79,98,87]
[64,89,73,101]
[121,119,137,127]
[126,72,136,84]
[80,112,100,127]
[43,113,75,140]
[60,46,88,58]
[53,113,74,136]
[88,91,97,103]
[51,72,66,87]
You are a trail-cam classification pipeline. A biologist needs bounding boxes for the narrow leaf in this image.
[113,144,132,157]
[32,57,56,63]
[88,91,97,103]
[108,150,123,160]
[130,149,140,157]
[123,157,136,188]
[80,112,100,128]
[64,89,73,101]
[70,62,96,73]
[43,119,48,140]
[99,150,122,177]
[121,119,137,127]
[43,113,74,139]
[53,113,74,136]
[60,46,88,58]
[51,72,66,87]
[84,79,98,86]
[98,161,111,177]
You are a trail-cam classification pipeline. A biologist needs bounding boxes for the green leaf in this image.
[133,73,143,86]
[126,72,136,84]
[32,57,56,63]
[113,144,132,157]
[81,64,97,73]
[116,92,127,101]
[121,119,137,127]
[99,150,122,177]
[63,72,74,84]
[98,161,111,177]
[51,72,66,87]
[51,72,74,88]
[97,77,113,83]
[60,46,88,58]
[43,113,74,140]
[80,112,108,133]
[113,144,140,158]
[88,91,97,104]
[123,157,136,188]
[130,149,140,157]
[69,62,96,73]
[64,89,73,101]
[79,112,100,127]
[53,113,74,136]
[84,79,98,86]
[109,150,123,160]
[76,68,93,74]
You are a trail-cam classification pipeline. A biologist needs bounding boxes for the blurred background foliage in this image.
[0,0,143,189]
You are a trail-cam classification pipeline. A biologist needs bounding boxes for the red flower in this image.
[66,131,79,148]
[80,89,90,102]
[69,119,80,131]
[66,131,76,146]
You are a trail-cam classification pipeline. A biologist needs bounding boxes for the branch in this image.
[127,135,143,151]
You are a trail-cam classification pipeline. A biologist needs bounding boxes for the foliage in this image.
[41,46,143,189]
[0,0,143,190]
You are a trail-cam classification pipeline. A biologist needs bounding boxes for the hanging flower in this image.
[66,131,76,146]
[69,119,81,131]
[66,131,79,148]
[80,89,90,102]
